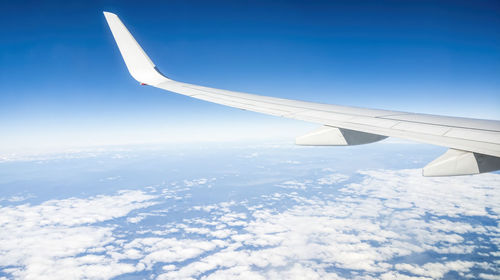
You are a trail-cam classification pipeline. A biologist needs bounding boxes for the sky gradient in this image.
[1,0,499,153]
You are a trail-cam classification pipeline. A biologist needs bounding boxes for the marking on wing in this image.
[380,114,500,132]
[391,122,451,136]
[445,128,500,145]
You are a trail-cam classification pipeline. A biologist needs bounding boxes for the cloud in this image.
[277,180,308,190]
[183,178,211,187]
[395,261,475,279]
[2,168,499,279]
[153,169,500,279]
[0,194,35,203]
[242,152,259,158]
[316,173,349,185]
[0,190,157,279]
[123,237,225,269]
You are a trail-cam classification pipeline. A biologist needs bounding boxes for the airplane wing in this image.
[103,12,500,176]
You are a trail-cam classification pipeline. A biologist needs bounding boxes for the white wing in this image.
[103,12,500,176]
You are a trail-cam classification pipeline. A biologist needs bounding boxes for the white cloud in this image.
[242,152,259,158]
[479,273,500,280]
[395,261,475,279]
[2,168,499,279]
[183,178,211,187]
[153,169,500,279]
[0,190,157,279]
[122,237,223,269]
[317,173,349,185]
[278,180,308,190]
[0,194,35,203]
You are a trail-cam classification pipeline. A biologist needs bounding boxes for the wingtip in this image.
[103,11,116,17]
[103,10,168,85]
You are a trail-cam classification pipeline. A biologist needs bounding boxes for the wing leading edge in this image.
[103,12,500,176]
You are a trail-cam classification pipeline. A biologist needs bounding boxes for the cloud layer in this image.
[0,190,156,279]
[1,169,499,279]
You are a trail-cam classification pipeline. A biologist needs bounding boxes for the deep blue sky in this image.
[1,0,499,152]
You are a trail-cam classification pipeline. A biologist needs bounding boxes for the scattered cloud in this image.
[0,194,35,203]
[316,173,349,185]
[0,190,157,279]
[152,169,500,279]
[1,169,499,279]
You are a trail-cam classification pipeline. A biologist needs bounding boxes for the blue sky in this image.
[1,0,499,152]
